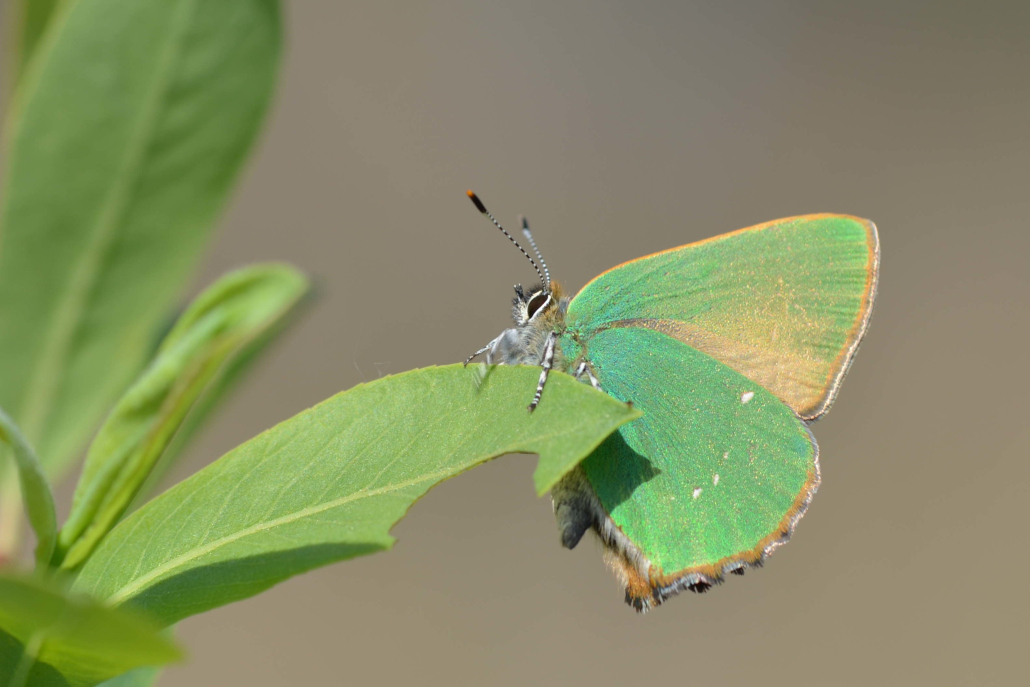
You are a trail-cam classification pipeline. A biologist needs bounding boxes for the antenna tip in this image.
[466,190,487,214]
[519,215,529,230]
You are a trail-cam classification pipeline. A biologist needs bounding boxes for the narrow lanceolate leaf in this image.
[0,572,181,687]
[0,0,282,489]
[72,365,640,627]
[129,266,314,509]
[56,265,309,570]
[0,408,56,568]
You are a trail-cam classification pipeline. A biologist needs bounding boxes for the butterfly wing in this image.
[566,214,879,420]
[557,326,818,610]
[556,215,876,609]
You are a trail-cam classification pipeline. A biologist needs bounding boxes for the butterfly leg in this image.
[528,331,558,412]
[463,336,499,367]
[573,359,602,390]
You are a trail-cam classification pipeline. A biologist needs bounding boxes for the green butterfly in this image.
[465,191,879,612]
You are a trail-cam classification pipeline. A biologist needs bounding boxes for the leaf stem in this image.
[0,468,24,563]
[0,407,57,567]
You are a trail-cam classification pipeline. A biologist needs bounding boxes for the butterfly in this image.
[464,191,879,611]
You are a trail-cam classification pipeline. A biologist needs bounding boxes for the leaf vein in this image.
[105,466,460,606]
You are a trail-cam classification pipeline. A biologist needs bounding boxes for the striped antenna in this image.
[519,215,550,289]
[466,190,548,289]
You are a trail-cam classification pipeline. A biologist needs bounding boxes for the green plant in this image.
[0,2,637,684]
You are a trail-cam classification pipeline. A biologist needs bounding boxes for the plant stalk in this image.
[0,461,24,564]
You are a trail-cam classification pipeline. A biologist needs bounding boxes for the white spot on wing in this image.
[713,473,720,486]
[741,391,755,404]
[692,487,703,499]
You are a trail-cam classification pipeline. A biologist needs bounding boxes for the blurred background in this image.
[11,0,1030,684]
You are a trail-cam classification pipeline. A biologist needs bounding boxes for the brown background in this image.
[31,0,1030,684]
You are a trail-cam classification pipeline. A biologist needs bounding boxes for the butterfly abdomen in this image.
[552,466,670,612]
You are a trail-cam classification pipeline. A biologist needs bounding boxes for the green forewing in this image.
[574,327,817,575]
[566,214,878,419]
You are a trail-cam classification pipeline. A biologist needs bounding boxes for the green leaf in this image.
[0,571,181,687]
[0,408,56,568]
[0,0,282,490]
[3,0,62,87]
[56,264,310,570]
[72,365,641,626]
[128,276,314,511]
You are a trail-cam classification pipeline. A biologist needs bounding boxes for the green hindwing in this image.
[569,327,818,610]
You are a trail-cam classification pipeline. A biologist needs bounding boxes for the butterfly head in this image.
[511,281,567,327]
[512,283,550,325]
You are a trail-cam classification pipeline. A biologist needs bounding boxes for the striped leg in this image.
[463,337,498,366]
[573,359,601,390]
[528,331,558,412]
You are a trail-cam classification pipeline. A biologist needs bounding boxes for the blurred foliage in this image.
[0,572,181,687]
[0,0,282,492]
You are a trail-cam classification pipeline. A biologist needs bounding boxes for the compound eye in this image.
[526,292,550,320]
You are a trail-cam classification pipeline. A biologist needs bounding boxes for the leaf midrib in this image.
[103,467,453,606]
[16,0,200,452]
[101,419,595,607]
